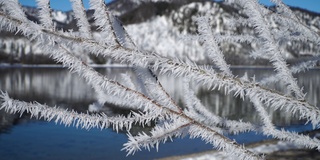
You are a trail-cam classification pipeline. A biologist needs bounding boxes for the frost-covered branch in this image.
[251,98,320,150]
[0,92,134,131]
[235,0,305,100]
[0,0,320,159]
[195,14,232,76]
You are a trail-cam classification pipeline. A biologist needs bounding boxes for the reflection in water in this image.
[160,68,320,126]
[0,67,318,159]
[1,67,319,127]
[0,67,94,107]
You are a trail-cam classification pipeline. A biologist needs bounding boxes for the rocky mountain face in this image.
[0,0,319,65]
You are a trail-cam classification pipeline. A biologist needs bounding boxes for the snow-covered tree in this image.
[1,0,320,159]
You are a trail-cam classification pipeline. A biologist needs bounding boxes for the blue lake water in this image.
[0,120,313,160]
[0,67,318,159]
[0,121,214,160]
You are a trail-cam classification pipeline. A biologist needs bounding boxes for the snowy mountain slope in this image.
[123,1,320,64]
[0,0,319,65]
[125,1,257,64]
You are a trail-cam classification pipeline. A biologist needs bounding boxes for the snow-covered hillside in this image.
[0,0,319,65]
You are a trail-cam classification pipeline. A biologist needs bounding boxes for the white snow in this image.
[179,141,303,160]
[0,38,43,56]
[52,11,68,22]
[126,16,206,62]
[249,141,302,154]
[88,102,104,112]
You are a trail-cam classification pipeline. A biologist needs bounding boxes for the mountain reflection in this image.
[0,67,319,132]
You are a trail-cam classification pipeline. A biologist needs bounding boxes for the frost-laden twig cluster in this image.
[0,0,320,159]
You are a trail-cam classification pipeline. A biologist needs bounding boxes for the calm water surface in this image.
[0,66,318,159]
